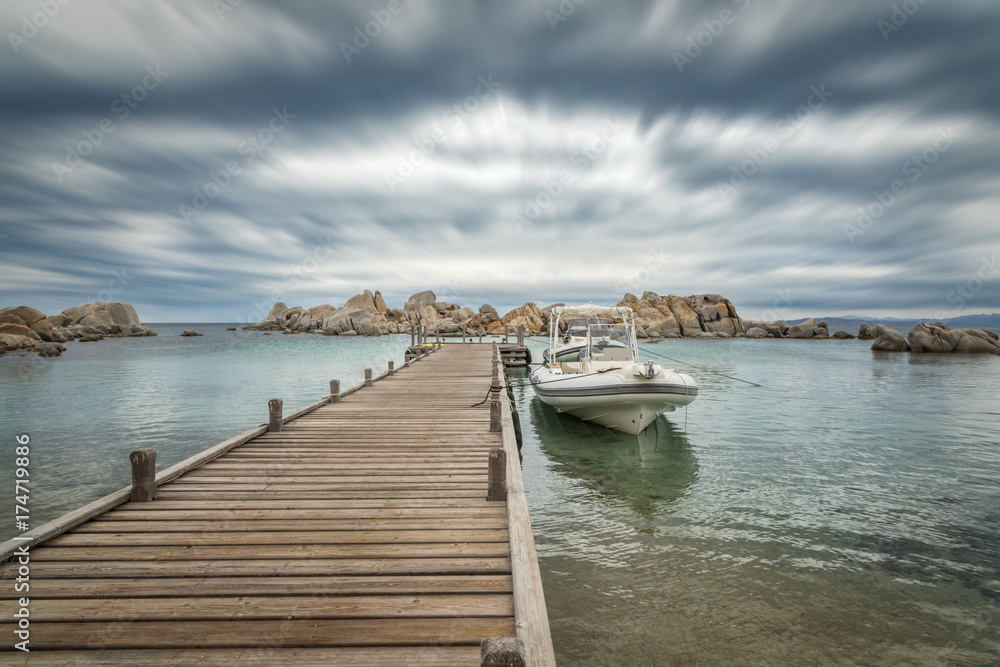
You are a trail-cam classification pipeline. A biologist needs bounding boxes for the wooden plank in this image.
[30,542,510,561]
[1,594,515,622]
[96,507,507,520]
[48,528,508,547]
[171,474,488,483]
[156,480,486,497]
[150,490,487,500]
[108,498,498,510]
[74,518,509,532]
[1,557,511,578]
[3,646,481,667]
[16,575,513,599]
[0,617,516,650]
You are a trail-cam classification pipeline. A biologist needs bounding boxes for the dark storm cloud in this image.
[0,0,998,321]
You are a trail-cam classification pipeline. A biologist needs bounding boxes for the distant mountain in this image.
[942,313,1000,327]
[783,314,1000,331]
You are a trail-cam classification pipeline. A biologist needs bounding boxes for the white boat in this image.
[530,305,698,435]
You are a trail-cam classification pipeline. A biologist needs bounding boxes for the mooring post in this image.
[330,380,340,403]
[410,326,415,346]
[129,448,157,502]
[388,360,394,375]
[504,326,509,343]
[481,637,525,667]
[490,377,502,433]
[487,448,507,501]
[479,329,483,343]
[268,398,283,432]
[517,324,525,346]
[364,368,373,386]
[490,399,502,432]
[420,325,426,345]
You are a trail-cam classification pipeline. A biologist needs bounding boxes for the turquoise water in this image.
[516,335,1000,665]
[2,327,998,664]
[0,324,411,534]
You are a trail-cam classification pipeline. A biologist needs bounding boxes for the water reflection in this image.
[529,397,698,520]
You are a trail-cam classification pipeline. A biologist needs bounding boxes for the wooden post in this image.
[487,448,507,501]
[490,399,502,432]
[479,330,483,343]
[330,380,340,403]
[504,326,509,343]
[410,326,415,346]
[517,324,525,346]
[268,399,283,432]
[129,448,157,502]
[481,637,525,667]
[387,360,394,375]
[490,377,502,432]
[420,325,426,345]
[364,368,373,386]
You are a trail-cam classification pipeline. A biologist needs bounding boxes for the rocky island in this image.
[3,292,997,358]
[0,302,156,356]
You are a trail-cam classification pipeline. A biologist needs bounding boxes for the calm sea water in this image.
[2,325,998,665]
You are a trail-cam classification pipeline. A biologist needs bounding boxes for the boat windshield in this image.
[585,323,636,362]
[566,318,608,338]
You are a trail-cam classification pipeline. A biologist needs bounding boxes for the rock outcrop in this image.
[685,294,743,335]
[858,323,873,340]
[494,302,544,334]
[832,330,856,339]
[787,318,830,339]
[614,291,744,338]
[0,302,156,354]
[871,324,909,352]
[907,322,1000,355]
[245,290,484,337]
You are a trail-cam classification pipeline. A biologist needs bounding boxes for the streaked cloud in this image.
[1,0,997,321]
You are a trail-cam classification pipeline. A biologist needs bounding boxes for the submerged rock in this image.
[180,330,202,337]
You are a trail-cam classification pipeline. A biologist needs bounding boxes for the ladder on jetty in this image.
[1,344,554,666]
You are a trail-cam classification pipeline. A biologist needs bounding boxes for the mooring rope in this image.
[637,345,762,387]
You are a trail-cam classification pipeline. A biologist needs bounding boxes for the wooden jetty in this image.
[1,344,554,666]
[407,324,532,367]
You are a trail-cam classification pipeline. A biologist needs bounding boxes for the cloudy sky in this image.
[1,0,998,323]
